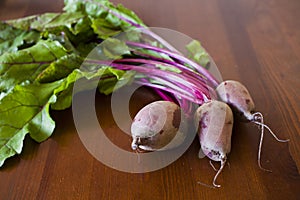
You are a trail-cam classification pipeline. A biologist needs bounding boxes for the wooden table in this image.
[1,0,299,199]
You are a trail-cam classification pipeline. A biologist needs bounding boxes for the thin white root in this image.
[197,160,227,188]
[254,112,270,172]
[252,112,289,172]
[209,160,218,172]
[212,159,226,188]
[197,181,216,189]
[253,121,290,143]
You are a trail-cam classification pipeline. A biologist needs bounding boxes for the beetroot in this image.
[131,101,185,151]
[216,80,289,171]
[194,100,234,187]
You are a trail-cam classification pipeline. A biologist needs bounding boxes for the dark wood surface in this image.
[1,0,300,199]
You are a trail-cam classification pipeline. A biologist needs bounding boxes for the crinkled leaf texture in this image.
[0,0,143,167]
[5,12,97,50]
[64,0,145,33]
[0,82,60,167]
[0,40,68,92]
[0,22,40,56]
[5,12,85,35]
[0,66,134,167]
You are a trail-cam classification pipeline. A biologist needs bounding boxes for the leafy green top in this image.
[0,0,143,167]
[0,0,210,167]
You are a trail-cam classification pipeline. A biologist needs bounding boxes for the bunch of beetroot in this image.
[131,78,288,188]
[97,36,288,187]
[87,0,289,188]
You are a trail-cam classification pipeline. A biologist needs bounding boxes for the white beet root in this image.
[194,100,234,187]
[216,80,289,172]
[131,100,185,151]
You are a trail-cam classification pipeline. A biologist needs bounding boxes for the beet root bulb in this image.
[131,101,186,151]
[195,100,234,187]
[216,80,289,171]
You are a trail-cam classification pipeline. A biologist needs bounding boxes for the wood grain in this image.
[0,0,299,199]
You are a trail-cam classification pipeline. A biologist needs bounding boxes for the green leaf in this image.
[86,38,130,61]
[186,40,210,68]
[63,0,87,13]
[4,15,38,31]
[6,12,86,34]
[0,81,62,167]
[36,54,83,83]
[97,67,135,94]
[90,18,121,39]
[84,0,111,18]
[0,22,40,56]
[51,67,134,111]
[0,66,128,166]
[0,39,68,92]
[50,84,73,110]
[31,12,86,35]
[114,3,145,27]
[102,38,130,60]
[0,0,171,168]
[6,12,96,48]
[64,0,145,30]
[49,66,130,111]
[75,42,98,57]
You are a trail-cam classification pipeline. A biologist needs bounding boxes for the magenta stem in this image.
[126,41,220,87]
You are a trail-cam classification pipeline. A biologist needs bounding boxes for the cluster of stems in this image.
[87,0,221,113]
